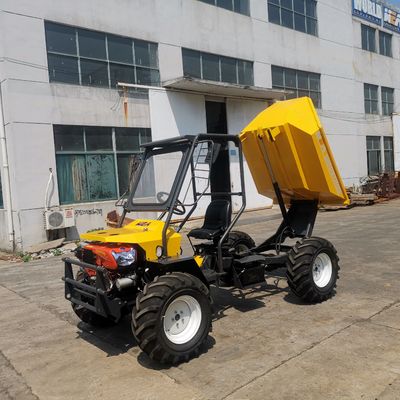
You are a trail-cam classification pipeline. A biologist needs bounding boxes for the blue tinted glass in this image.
[78,29,106,59]
[202,53,220,81]
[182,49,201,78]
[238,60,253,85]
[48,54,79,84]
[217,0,233,11]
[80,59,109,87]
[268,3,281,23]
[109,63,135,87]
[108,35,133,64]
[87,154,117,200]
[85,127,113,151]
[45,22,77,55]
[54,125,84,151]
[115,128,140,151]
[134,40,150,66]
[56,154,88,204]
[221,57,237,84]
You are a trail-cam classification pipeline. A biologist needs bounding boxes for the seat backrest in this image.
[202,199,231,231]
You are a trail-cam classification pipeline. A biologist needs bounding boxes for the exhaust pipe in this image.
[115,276,136,291]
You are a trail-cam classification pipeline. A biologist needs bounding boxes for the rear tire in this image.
[71,271,116,327]
[286,237,339,303]
[224,231,255,255]
[132,272,212,364]
[220,231,255,286]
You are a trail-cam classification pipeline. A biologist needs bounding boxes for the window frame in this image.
[267,0,318,36]
[379,30,392,57]
[383,136,394,172]
[364,83,379,115]
[381,86,394,116]
[198,0,250,16]
[182,48,254,86]
[366,136,382,176]
[361,24,376,53]
[54,125,152,205]
[271,65,321,108]
[45,21,160,88]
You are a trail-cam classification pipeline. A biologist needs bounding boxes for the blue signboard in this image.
[352,0,383,26]
[383,6,400,33]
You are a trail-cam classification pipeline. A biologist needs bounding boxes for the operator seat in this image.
[188,199,231,241]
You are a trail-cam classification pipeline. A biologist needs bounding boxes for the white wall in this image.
[0,0,399,249]
[226,98,274,210]
[149,90,207,140]
[149,89,211,217]
[0,211,10,250]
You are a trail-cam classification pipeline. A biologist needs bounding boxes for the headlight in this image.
[156,246,163,258]
[112,248,136,267]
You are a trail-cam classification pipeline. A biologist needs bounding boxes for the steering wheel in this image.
[156,191,186,216]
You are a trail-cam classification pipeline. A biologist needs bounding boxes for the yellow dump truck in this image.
[63,97,349,364]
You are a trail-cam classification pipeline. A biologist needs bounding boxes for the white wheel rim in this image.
[163,295,202,345]
[312,252,333,288]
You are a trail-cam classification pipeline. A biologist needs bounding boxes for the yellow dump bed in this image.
[240,97,349,205]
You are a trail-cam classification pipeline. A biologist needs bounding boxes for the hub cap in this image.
[163,295,202,345]
[312,252,333,288]
[236,243,250,254]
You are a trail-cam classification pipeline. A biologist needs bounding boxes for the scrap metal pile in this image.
[346,172,400,206]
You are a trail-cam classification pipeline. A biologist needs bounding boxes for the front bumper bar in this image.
[62,257,124,322]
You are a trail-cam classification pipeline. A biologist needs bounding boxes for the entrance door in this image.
[205,101,231,201]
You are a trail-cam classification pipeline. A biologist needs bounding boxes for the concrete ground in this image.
[1,200,400,400]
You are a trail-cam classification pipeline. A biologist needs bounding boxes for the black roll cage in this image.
[119,134,247,269]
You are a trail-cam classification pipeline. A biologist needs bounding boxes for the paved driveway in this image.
[1,200,400,400]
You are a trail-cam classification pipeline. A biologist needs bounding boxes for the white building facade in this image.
[0,0,399,251]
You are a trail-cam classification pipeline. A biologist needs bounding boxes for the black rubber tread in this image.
[286,237,340,303]
[71,271,116,327]
[223,230,255,253]
[131,272,212,365]
[219,231,256,286]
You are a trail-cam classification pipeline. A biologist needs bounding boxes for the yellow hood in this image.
[80,219,181,261]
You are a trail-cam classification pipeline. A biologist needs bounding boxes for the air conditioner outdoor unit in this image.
[44,208,75,230]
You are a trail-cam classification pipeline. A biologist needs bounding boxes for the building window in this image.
[271,65,321,108]
[54,125,154,204]
[361,24,376,52]
[45,22,160,88]
[364,84,379,114]
[268,0,318,36]
[182,48,254,85]
[381,87,394,116]
[366,136,381,175]
[0,173,3,208]
[379,31,392,57]
[198,0,250,15]
[384,137,394,172]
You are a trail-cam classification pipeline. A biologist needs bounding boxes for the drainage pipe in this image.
[0,83,15,248]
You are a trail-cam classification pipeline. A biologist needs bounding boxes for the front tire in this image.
[286,237,339,303]
[132,272,212,364]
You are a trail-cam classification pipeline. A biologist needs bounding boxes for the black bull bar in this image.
[62,257,126,321]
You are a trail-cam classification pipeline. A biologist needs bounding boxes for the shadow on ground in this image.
[74,273,290,367]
